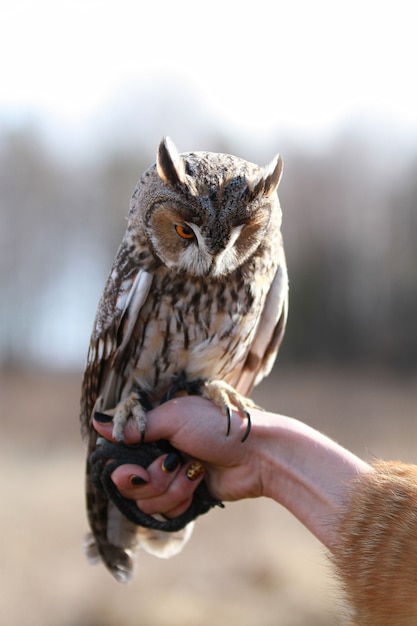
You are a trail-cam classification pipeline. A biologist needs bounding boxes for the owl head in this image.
[129,137,283,278]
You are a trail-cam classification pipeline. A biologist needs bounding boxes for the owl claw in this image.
[199,379,255,441]
[241,410,252,443]
[224,405,232,437]
[112,422,126,443]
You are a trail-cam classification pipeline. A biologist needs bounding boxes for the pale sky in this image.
[1,0,417,146]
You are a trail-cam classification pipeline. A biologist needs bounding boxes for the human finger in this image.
[111,452,182,499]
[136,461,205,517]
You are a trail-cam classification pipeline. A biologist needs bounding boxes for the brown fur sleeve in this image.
[332,461,417,625]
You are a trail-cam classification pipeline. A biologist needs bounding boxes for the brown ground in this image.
[1,365,416,626]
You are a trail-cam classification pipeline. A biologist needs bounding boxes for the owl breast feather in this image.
[124,264,272,400]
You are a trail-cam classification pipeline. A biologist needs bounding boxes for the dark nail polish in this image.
[162,453,181,473]
[94,411,113,423]
[130,475,148,486]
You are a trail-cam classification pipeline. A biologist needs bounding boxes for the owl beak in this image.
[206,225,243,276]
[207,241,224,257]
[207,225,243,257]
[209,247,237,278]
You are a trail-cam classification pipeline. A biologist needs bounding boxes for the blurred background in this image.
[1,1,416,624]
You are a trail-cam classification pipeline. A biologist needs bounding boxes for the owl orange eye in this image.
[175,224,194,239]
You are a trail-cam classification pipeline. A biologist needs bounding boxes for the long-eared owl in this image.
[80,137,288,581]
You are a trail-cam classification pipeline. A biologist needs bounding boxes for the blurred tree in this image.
[0,128,63,366]
[0,123,416,370]
[385,161,417,368]
[280,131,417,368]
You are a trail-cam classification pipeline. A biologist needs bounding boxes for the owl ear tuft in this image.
[157,137,186,187]
[263,154,283,197]
[248,154,284,199]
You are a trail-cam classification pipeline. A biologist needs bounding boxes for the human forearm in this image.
[247,411,372,548]
[93,399,417,624]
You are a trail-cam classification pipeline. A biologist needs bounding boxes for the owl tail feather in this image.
[83,532,134,584]
[138,523,195,559]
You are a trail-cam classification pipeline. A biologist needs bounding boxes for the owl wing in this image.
[80,244,154,582]
[233,245,289,397]
[80,244,153,441]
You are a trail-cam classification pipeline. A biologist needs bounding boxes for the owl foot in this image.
[201,380,255,442]
[111,391,147,442]
[162,374,253,441]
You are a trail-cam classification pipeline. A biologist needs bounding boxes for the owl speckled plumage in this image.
[80,137,288,582]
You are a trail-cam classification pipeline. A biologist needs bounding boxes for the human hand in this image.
[93,394,372,549]
[93,396,261,519]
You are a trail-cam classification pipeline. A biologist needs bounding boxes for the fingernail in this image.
[94,411,113,423]
[130,475,148,486]
[186,461,204,482]
[161,453,181,473]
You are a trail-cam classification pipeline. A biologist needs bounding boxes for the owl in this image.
[80,137,288,582]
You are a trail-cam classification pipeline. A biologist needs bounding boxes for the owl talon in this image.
[112,423,126,443]
[200,379,255,441]
[241,410,252,443]
[224,405,232,437]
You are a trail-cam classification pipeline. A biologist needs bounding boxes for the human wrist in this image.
[249,410,373,549]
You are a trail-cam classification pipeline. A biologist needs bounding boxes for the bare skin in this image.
[92,396,372,551]
[93,398,417,624]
